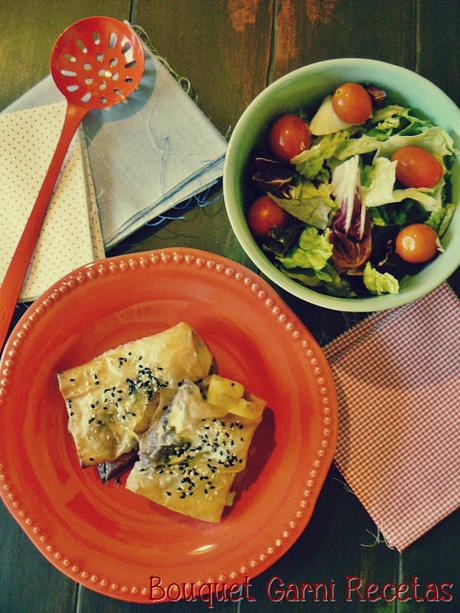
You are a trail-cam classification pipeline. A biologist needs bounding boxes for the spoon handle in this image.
[0,104,88,350]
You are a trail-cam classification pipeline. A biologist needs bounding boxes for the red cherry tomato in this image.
[247,195,288,236]
[395,223,439,264]
[391,146,443,188]
[269,114,312,161]
[332,82,372,124]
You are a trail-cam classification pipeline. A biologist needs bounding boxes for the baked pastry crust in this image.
[126,376,265,522]
[57,323,213,466]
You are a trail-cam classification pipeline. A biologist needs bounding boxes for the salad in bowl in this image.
[245,82,456,299]
[224,59,460,311]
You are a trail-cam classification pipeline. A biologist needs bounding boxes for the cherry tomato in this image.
[332,82,372,124]
[391,146,443,188]
[247,195,288,236]
[395,223,439,264]
[269,114,312,161]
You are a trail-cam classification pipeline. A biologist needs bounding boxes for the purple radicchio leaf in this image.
[252,155,297,197]
[366,84,387,107]
[330,155,372,273]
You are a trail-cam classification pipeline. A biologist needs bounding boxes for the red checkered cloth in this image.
[324,283,460,551]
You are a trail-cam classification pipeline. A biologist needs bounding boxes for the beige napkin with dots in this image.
[0,101,104,302]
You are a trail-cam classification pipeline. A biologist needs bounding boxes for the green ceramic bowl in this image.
[223,59,460,311]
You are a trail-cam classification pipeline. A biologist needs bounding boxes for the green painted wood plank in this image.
[417,0,460,105]
[0,500,78,613]
[76,589,238,613]
[134,0,274,135]
[397,512,459,612]
[269,0,417,82]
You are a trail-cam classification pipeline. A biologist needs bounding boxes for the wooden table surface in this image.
[0,1,459,612]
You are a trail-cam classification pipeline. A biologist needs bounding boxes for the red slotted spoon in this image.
[0,16,144,349]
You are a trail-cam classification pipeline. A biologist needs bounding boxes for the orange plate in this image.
[0,248,337,603]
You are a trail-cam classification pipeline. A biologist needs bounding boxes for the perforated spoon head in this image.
[50,16,145,110]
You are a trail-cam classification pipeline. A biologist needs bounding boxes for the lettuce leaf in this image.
[369,105,435,136]
[335,134,383,160]
[427,202,457,237]
[361,156,444,212]
[392,184,443,212]
[369,199,428,227]
[292,131,350,179]
[375,126,456,160]
[282,263,355,297]
[269,188,332,230]
[278,227,332,271]
[290,180,336,207]
[371,105,407,124]
[438,203,457,237]
[361,157,397,207]
[363,262,399,295]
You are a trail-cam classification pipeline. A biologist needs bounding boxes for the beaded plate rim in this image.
[0,247,338,603]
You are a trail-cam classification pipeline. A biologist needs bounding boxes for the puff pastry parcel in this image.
[57,323,213,466]
[126,374,265,522]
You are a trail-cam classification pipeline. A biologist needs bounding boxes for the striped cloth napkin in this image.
[324,283,460,551]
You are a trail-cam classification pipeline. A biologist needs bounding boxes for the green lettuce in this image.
[373,105,405,129]
[427,202,457,237]
[292,131,350,179]
[291,180,336,207]
[361,157,397,207]
[376,126,456,160]
[283,263,355,297]
[335,134,382,160]
[369,199,428,227]
[269,183,333,230]
[369,105,435,136]
[371,105,407,124]
[392,184,443,212]
[361,156,444,212]
[363,263,399,295]
[282,268,330,287]
[278,227,332,271]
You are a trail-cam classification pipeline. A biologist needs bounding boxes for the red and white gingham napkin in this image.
[324,283,460,551]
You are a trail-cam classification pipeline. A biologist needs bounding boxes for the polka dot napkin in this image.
[0,101,104,302]
[324,283,460,551]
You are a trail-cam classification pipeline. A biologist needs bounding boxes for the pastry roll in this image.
[57,323,213,466]
[126,375,265,522]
